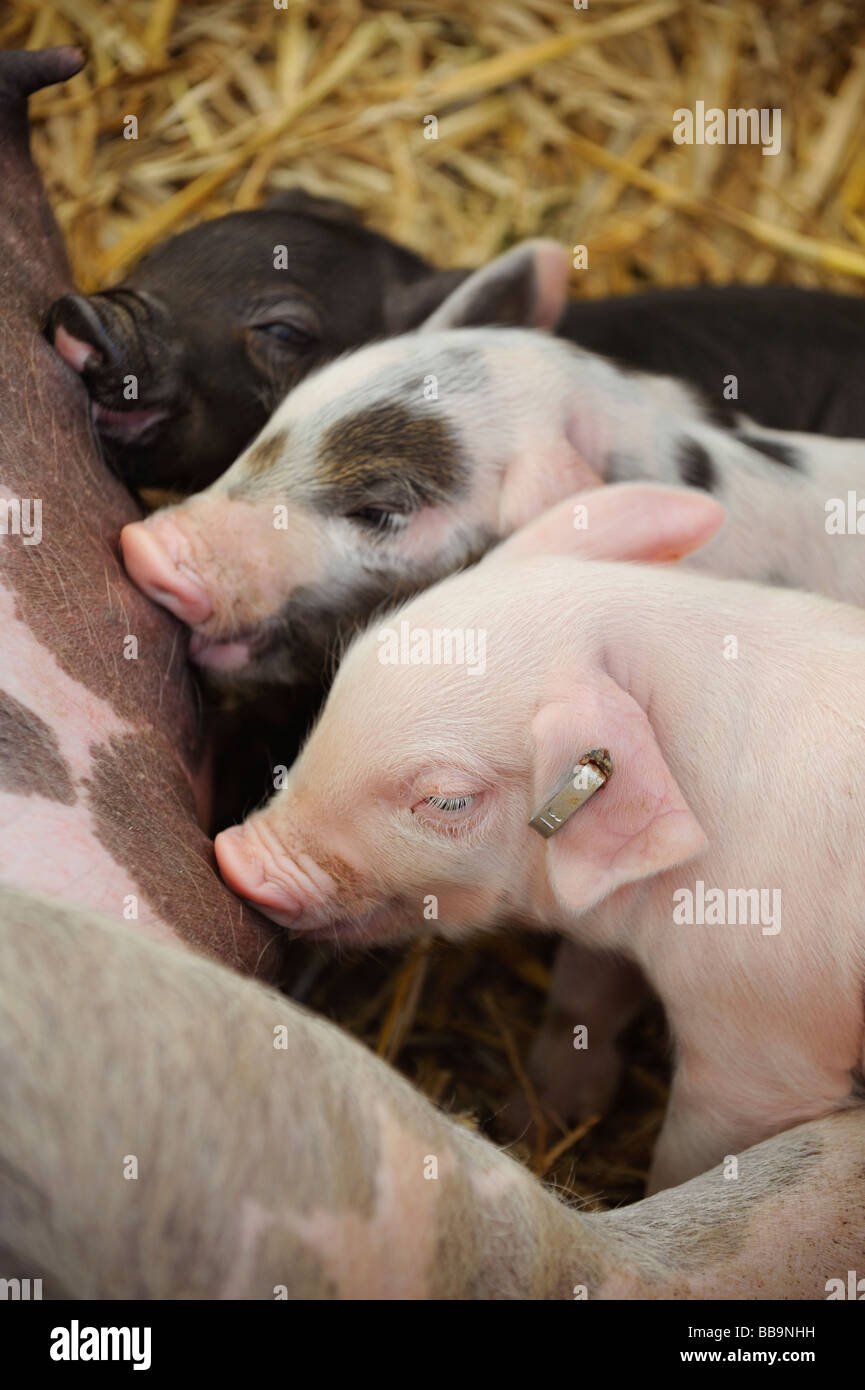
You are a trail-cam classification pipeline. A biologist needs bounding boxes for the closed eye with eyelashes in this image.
[422,793,475,812]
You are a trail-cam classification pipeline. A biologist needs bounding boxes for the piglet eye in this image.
[424,794,475,813]
[256,321,315,347]
[348,507,407,535]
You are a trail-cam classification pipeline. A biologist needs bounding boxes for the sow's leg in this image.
[0,49,282,978]
[1,888,862,1301]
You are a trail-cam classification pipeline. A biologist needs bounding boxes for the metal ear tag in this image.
[529,749,613,839]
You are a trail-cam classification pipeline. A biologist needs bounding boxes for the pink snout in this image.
[120,519,213,626]
[215,821,336,929]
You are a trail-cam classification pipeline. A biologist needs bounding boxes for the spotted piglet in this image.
[121,241,865,689]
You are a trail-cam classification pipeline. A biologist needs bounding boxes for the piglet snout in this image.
[47,293,117,371]
[52,323,104,374]
[121,519,213,626]
[215,820,336,929]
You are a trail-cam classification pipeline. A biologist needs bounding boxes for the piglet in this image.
[48,200,865,494]
[45,191,451,491]
[213,485,865,1192]
[120,240,865,689]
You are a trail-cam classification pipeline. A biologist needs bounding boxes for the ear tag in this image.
[528,749,613,839]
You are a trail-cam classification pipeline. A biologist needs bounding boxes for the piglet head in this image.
[119,451,474,685]
[213,485,717,941]
[46,287,185,483]
[119,239,581,685]
[46,191,446,492]
[214,622,542,943]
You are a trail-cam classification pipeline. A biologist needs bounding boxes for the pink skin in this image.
[214,483,721,931]
[119,517,213,626]
[0,583,182,943]
[217,818,337,928]
[120,495,325,671]
[121,464,718,684]
[213,485,865,1189]
[121,484,492,681]
[123,518,256,671]
[53,323,101,373]
[120,517,251,671]
[217,767,464,946]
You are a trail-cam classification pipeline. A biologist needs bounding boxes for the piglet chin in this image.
[294,906,416,947]
[188,632,253,672]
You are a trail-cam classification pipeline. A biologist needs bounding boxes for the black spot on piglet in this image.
[677,438,716,492]
[736,433,801,470]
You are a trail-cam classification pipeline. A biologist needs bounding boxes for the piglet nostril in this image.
[46,292,124,368]
[51,324,104,374]
[120,520,213,626]
[214,825,303,925]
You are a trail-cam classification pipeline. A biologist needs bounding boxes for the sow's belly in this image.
[0,578,200,944]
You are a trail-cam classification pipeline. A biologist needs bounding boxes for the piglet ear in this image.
[383,268,471,333]
[530,683,707,915]
[419,240,570,333]
[492,484,725,566]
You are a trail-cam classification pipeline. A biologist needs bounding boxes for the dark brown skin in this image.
[0,47,285,980]
[45,189,460,491]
